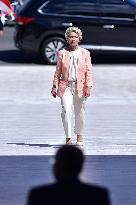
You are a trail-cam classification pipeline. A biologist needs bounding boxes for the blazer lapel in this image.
[77,47,82,72]
[65,49,70,70]
[63,47,83,81]
[64,49,70,80]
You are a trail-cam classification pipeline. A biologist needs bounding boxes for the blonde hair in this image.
[65,27,82,41]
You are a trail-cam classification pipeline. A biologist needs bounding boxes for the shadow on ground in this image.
[0,49,136,65]
[91,51,136,64]
[0,156,136,205]
[0,50,43,64]
[7,142,62,148]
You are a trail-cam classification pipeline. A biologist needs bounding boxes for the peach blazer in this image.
[53,46,93,98]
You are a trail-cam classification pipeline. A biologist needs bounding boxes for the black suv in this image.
[14,0,136,64]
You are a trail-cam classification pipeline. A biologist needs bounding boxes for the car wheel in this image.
[41,37,66,65]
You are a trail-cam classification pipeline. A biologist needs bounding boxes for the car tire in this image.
[41,37,66,65]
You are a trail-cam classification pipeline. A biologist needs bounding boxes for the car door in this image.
[62,0,102,49]
[99,0,136,51]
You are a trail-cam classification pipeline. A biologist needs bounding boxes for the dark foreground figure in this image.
[27,145,111,205]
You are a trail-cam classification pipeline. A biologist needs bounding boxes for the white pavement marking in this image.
[0,65,136,155]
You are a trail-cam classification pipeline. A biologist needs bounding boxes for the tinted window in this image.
[64,0,99,16]
[101,0,124,4]
[40,0,65,14]
[100,0,135,19]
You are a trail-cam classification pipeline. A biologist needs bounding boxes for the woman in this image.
[51,27,93,146]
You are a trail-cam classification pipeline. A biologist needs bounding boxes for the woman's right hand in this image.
[51,88,57,98]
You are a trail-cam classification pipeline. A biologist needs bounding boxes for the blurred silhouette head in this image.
[53,145,84,181]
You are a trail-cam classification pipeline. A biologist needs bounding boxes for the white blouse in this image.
[69,49,78,81]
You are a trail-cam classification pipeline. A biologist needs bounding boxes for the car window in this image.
[100,0,135,20]
[100,0,124,4]
[64,0,99,16]
[40,0,65,14]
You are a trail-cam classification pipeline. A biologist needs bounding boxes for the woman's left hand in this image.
[85,86,91,98]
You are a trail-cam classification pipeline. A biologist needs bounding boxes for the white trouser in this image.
[61,82,86,139]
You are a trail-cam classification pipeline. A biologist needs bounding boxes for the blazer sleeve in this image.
[85,50,93,87]
[52,50,63,88]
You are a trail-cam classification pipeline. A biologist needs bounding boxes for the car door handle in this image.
[103,25,115,29]
[62,23,73,27]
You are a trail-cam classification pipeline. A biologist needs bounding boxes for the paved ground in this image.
[0,64,136,155]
